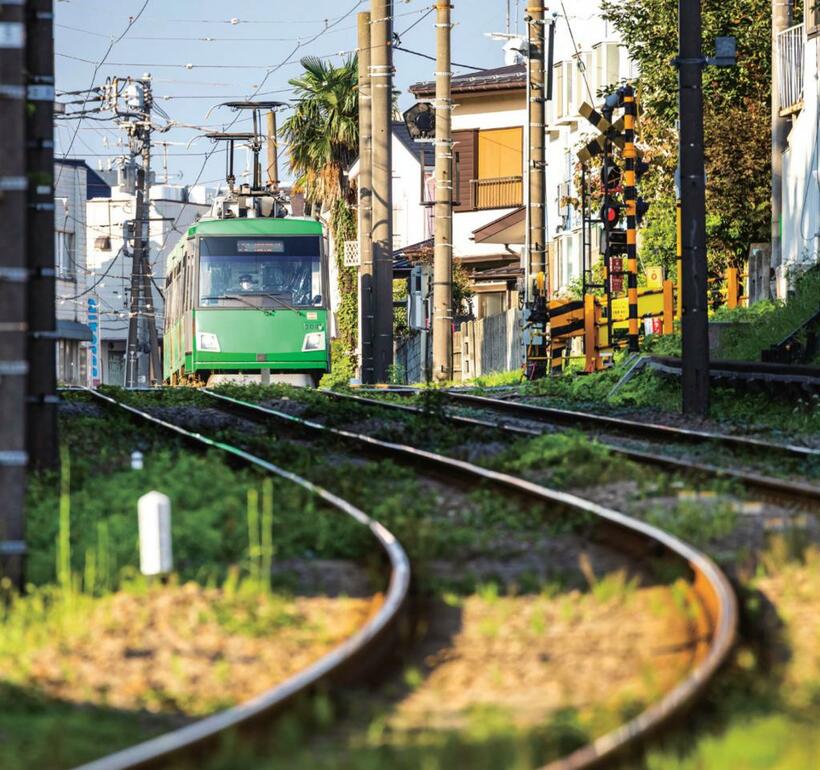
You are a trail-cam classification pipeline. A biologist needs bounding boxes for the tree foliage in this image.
[281,55,359,208]
[601,0,772,268]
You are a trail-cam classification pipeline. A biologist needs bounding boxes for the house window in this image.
[55,231,76,280]
[809,1,820,37]
[472,127,524,210]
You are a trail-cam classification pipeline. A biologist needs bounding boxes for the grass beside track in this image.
[4,395,379,770]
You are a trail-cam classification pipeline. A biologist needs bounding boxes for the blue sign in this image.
[88,297,100,384]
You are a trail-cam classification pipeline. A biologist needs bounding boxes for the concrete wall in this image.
[781,28,820,294]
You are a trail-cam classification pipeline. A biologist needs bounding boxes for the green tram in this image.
[163,217,330,386]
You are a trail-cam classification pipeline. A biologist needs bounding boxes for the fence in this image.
[777,23,804,115]
[459,309,523,381]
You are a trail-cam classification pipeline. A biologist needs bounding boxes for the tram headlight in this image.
[197,332,221,352]
[302,331,326,352]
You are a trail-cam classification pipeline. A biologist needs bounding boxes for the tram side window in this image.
[182,254,190,311]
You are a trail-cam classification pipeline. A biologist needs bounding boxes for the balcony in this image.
[777,23,804,116]
[470,176,523,211]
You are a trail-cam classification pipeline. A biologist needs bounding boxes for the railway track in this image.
[195,388,738,770]
[68,388,411,770]
[339,387,820,509]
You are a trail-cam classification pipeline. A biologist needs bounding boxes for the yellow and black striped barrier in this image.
[622,85,640,353]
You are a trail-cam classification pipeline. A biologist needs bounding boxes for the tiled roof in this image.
[410,64,526,97]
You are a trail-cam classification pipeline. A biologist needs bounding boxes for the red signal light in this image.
[600,202,622,230]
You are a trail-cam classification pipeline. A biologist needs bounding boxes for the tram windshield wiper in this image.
[201,295,276,314]
[258,292,300,313]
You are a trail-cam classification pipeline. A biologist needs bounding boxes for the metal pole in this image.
[26,0,58,468]
[0,0,29,587]
[771,0,792,289]
[678,0,710,416]
[432,2,454,382]
[266,109,279,190]
[358,11,375,384]
[370,0,394,382]
[623,85,640,353]
[527,3,546,283]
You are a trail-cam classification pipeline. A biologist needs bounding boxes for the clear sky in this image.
[54,0,609,187]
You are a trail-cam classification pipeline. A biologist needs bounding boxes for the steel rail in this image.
[356,386,819,460]
[67,388,411,770]
[202,388,738,770]
[319,389,820,508]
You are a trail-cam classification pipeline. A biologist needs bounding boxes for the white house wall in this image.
[54,162,88,326]
[781,32,820,292]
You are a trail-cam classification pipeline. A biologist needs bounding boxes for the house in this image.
[776,4,820,297]
[54,159,111,385]
[85,169,210,385]
[411,63,528,318]
[348,120,436,253]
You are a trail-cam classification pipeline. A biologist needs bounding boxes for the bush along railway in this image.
[53,385,741,770]
[342,387,820,509]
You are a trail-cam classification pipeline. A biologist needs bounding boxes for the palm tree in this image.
[281,55,359,211]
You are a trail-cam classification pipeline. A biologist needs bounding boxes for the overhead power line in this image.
[57,0,152,184]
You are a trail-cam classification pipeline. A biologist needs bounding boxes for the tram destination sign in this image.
[237,240,286,254]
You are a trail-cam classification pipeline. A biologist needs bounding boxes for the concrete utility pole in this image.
[432,2,454,382]
[358,11,375,384]
[771,0,792,282]
[370,0,394,382]
[26,0,58,469]
[0,0,28,587]
[125,78,161,387]
[266,108,280,190]
[527,3,547,285]
[678,0,710,416]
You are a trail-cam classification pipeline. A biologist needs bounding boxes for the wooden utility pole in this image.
[26,0,58,469]
[358,11,375,384]
[678,0,710,416]
[266,109,280,190]
[0,0,29,587]
[370,0,394,382]
[527,4,546,285]
[771,0,792,283]
[432,2,454,382]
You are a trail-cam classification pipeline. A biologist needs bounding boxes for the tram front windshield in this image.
[199,236,323,308]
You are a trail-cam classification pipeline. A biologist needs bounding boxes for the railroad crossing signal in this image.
[579,86,652,354]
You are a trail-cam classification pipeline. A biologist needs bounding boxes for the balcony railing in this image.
[471,176,524,210]
[777,23,805,115]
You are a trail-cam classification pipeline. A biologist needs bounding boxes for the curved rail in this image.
[202,389,739,770]
[320,389,820,507]
[68,388,411,770]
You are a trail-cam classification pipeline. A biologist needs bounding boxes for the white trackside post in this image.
[138,491,173,576]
